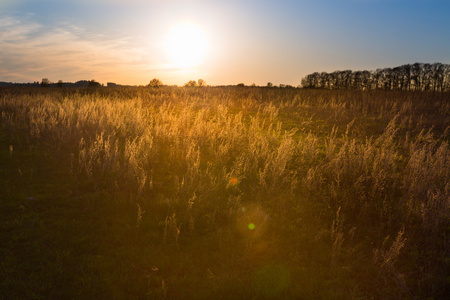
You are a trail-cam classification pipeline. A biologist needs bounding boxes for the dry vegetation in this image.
[1,86,449,298]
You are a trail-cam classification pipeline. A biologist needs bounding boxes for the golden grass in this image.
[1,86,448,298]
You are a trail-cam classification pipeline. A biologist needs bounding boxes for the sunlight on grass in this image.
[0,87,448,298]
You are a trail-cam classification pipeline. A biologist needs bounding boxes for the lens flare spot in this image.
[235,204,268,239]
[230,177,238,185]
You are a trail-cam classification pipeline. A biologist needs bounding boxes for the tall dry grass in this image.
[1,86,448,298]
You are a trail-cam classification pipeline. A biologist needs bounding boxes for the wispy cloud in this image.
[0,13,164,84]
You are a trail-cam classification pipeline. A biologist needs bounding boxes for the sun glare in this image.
[166,22,207,68]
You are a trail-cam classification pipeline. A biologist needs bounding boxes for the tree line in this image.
[301,63,450,91]
[147,78,207,87]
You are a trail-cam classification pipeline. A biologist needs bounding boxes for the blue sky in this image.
[1,0,449,85]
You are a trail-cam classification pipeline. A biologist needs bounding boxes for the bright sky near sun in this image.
[1,0,449,86]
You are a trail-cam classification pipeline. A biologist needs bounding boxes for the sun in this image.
[165,22,207,68]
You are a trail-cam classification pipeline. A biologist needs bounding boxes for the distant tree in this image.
[41,78,51,87]
[432,63,445,91]
[148,78,163,88]
[197,79,206,87]
[57,80,63,88]
[299,63,450,92]
[184,80,197,87]
[237,83,245,87]
[266,82,273,88]
[301,74,315,88]
[341,70,353,89]
[88,79,101,88]
[251,83,257,87]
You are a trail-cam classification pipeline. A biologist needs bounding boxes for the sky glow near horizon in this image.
[0,0,449,86]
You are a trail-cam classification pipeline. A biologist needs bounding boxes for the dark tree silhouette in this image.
[148,78,163,88]
[197,79,206,87]
[88,80,101,88]
[41,78,51,87]
[300,63,450,91]
[184,80,197,87]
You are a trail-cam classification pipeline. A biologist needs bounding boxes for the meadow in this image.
[0,86,449,299]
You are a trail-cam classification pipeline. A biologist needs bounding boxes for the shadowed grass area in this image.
[0,129,109,298]
[1,87,449,299]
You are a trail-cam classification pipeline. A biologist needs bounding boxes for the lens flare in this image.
[235,204,268,239]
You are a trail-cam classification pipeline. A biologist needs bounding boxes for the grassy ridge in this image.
[1,87,449,298]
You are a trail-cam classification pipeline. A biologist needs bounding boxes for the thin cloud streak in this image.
[0,14,164,84]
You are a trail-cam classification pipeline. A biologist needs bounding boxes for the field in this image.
[1,86,449,299]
